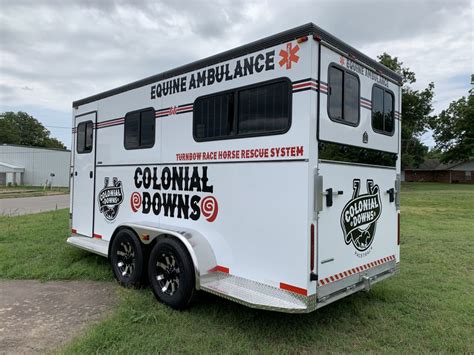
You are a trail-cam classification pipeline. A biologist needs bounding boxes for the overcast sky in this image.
[0,0,472,148]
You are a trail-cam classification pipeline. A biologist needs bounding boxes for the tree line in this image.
[0,111,66,149]
[378,53,473,167]
[0,53,472,164]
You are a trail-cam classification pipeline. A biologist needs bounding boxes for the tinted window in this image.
[194,93,233,140]
[372,86,395,134]
[384,91,394,133]
[124,108,155,149]
[77,121,93,154]
[328,65,359,125]
[372,86,384,131]
[238,81,290,135]
[140,110,155,146]
[328,67,343,120]
[344,72,359,124]
[193,79,290,141]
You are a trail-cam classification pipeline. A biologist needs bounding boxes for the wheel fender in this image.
[114,222,216,290]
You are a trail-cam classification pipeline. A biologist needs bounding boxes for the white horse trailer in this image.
[68,23,402,312]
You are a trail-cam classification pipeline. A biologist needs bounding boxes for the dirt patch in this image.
[0,280,117,354]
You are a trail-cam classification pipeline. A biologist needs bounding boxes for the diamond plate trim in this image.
[200,272,317,313]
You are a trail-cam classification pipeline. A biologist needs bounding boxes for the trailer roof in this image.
[73,22,403,108]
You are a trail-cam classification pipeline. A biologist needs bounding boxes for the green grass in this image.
[0,185,69,199]
[0,183,473,352]
[0,209,112,281]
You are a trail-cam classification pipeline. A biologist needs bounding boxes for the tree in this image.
[0,111,66,149]
[378,53,435,168]
[430,93,474,163]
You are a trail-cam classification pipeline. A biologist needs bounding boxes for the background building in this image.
[0,144,70,187]
[405,158,474,184]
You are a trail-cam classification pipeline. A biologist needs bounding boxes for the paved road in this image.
[0,194,70,216]
[0,280,117,354]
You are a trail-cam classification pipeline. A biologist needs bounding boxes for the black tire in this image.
[110,229,145,288]
[148,238,195,309]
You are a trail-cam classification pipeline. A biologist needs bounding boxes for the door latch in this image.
[386,188,395,203]
[324,188,343,207]
[89,171,93,179]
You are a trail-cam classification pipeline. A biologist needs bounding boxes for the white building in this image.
[0,144,70,187]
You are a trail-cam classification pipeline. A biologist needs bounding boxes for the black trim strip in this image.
[318,140,397,167]
[73,23,402,107]
[319,159,396,170]
[96,158,307,167]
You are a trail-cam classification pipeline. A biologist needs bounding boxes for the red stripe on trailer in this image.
[318,255,396,286]
[93,233,102,239]
[292,81,318,89]
[71,228,77,234]
[280,282,307,296]
[211,265,229,273]
[176,105,193,111]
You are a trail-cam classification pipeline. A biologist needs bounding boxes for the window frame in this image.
[76,120,94,154]
[193,77,292,142]
[371,84,395,136]
[327,63,361,127]
[123,107,156,150]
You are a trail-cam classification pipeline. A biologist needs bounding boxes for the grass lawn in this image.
[0,185,69,199]
[0,209,111,281]
[0,183,472,352]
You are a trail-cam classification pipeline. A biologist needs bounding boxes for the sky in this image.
[0,0,472,149]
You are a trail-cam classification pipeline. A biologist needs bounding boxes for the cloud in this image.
[0,0,471,148]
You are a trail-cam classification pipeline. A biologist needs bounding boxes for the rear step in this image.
[67,235,109,257]
[200,272,315,313]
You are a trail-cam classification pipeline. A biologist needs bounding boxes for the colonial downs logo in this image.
[340,179,381,253]
[131,166,218,223]
[98,177,124,221]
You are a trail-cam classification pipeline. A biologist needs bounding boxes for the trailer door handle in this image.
[386,188,395,203]
[324,188,343,207]
[89,171,93,179]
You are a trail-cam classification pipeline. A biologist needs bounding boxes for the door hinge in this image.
[314,174,323,213]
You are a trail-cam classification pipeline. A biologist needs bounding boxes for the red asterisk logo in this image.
[168,106,177,115]
[279,42,300,69]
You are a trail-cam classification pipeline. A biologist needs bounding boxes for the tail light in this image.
[310,224,315,271]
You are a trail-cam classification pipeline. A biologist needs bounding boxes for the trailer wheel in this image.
[148,238,195,309]
[110,229,145,288]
